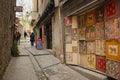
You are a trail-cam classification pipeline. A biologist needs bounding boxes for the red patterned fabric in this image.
[105,0,118,20]
[65,17,72,26]
[96,56,106,72]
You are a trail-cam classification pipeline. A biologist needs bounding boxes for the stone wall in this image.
[0,0,15,79]
[52,8,64,63]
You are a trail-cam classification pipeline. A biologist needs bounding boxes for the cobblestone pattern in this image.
[0,0,15,79]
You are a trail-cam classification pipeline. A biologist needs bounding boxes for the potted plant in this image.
[11,41,19,57]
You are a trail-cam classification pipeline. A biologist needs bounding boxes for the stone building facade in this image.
[34,0,65,63]
[0,0,16,79]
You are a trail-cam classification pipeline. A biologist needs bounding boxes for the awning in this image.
[35,0,55,27]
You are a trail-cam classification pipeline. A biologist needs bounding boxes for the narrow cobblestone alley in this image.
[3,39,90,80]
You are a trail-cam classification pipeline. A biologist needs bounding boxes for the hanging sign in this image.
[14,6,23,12]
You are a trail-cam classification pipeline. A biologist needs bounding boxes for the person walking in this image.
[30,32,35,46]
[24,31,27,39]
[14,31,21,45]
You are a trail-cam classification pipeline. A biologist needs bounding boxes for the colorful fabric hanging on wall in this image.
[106,59,120,80]
[72,53,78,65]
[118,18,120,42]
[105,18,119,40]
[87,54,96,69]
[95,40,105,56]
[66,53,78,65]
[72,34,78,41]
[72,46,78,53]
[80,54,87,67]
[78,27,86,40]
[72,16,78,28]
[104,0,118,20]
[72,41,78,46]
[95,7,104,22]
[66,52,73,64]
[65,35,72,43]
[65,44,72,53]
[87,41,95,54]
[86,26,95,40]
[72,28,77,34]
[96,56,106,72]
[65,26,72,35]
[79,40,86,54]
[95,22,105,40]
[86,11,95,26]
[78,15,85,28]
[106,40,120,61]
[65,17,72,26]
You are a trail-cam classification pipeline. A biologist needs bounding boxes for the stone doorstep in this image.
[69,66,108,80]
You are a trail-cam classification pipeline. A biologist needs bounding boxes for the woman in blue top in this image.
[30,32,35,46]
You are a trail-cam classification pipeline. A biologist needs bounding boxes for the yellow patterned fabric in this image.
[86,11,95,26]
[106,40,120,61]
[87,54,96,69]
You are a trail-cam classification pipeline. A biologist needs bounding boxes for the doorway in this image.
[45,20,52,49]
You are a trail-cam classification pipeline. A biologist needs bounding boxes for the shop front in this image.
[63,0,120,79]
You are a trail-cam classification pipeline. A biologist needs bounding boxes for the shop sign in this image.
[14,6,23,12]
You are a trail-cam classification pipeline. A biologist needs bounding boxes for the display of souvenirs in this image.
[78,27,86,40]
[105,18,119,40]
[86,11,95,26]
[87,41,95,54]
[65,17,72,26]
[72,28,77,34]
[86,26,95,40]
[104,0,118,20]
[95,7,104,22]
[78,15,85,28]
[80,54,87,67]
[65,44,72,53]
[87,54,96,69]
[95,22,105,40]
[65,26,72,35]
[106,60,120,79]
[65,35,72,43]
[106,40,120,61]
[72,46,78,53]
[72,34,77,40]
[66,52,73,64]
[96,56,106,72]
[79,40,86,54]
[96,40,105,56]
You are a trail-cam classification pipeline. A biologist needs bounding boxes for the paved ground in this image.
[3,39,107,80]
[3,57,38,80]
[3,40,89,80]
